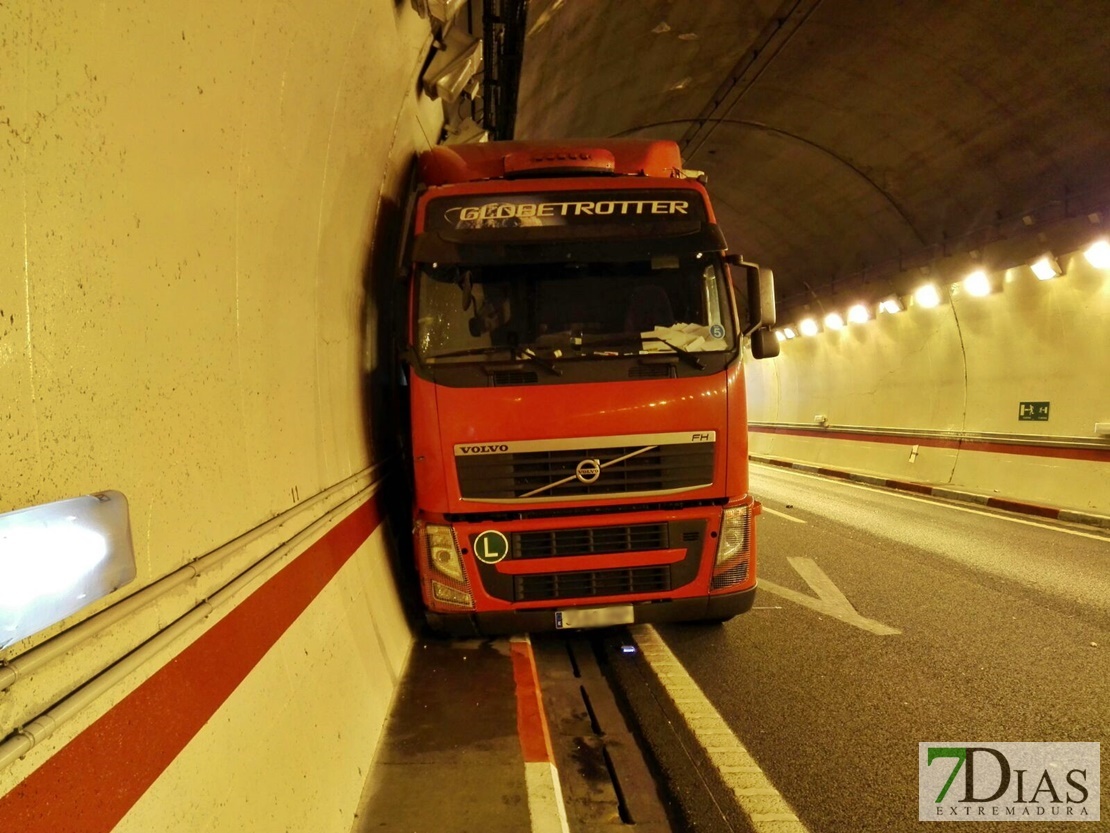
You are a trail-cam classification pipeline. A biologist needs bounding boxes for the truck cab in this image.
[402,139,777,635]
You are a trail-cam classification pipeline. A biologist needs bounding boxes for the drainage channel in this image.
[558,628,777,833]
[531,632,674,833]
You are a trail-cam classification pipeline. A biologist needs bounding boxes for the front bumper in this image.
[425,584,756,636]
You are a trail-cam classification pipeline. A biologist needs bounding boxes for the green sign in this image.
[1018,401,1050,421]
[473,530,510,564]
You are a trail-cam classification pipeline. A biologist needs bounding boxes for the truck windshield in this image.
[414,254,734,363]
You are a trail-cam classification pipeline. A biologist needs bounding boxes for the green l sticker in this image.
[474,530,510,564]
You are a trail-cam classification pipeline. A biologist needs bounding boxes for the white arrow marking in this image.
[761,506,807,524]
[758,557,901,635]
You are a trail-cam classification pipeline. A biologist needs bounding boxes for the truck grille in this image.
[456,440,714,501]
[512,523,667,558]
[515,566,671,602]
[472,518,705,603]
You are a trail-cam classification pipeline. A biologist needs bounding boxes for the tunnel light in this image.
[782,327,796,339]
[798,318,820,337]
[1084,239,1110,269]
[1030,255,1063,281]
[877,295,905,314]
[774,330,786,342]
[913,283,942,308]
[846,304,871,324]
[0,491,136,649]
[962,269,994,296]
[823,312,845,331]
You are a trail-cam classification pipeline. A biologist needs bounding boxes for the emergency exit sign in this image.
[1018,401,1050,421]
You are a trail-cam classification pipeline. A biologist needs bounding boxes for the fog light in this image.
[431,581,473,607]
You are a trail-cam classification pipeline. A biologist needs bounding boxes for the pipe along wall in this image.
[1,2,444,830]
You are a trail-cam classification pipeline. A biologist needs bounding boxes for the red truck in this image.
[402,139,778,635]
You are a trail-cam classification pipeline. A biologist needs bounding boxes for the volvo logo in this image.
[575,458,602,484]
[458,444,510,455]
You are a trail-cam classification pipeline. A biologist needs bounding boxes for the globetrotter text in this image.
[448,199,691,224]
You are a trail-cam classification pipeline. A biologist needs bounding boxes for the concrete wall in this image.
[746,243,1110,515]
[1,1,442,829]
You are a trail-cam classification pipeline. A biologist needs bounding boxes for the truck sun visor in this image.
[414,190,726,264]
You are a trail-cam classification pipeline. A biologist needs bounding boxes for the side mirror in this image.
[725,254,779,360]
[750,327,780,359]
[726,255,776,334]
[745,266,777,334]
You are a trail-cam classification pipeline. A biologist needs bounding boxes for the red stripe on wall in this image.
[509,640,553,764]
[0,496,383,833]
[750,425,1110,463]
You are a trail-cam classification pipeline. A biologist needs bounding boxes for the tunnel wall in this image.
[2,1,441,829]
[745,246,1110,515]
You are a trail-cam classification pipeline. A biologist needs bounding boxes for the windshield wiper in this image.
[424,344,562,376]
[515,346,562,376]
[424,345,514,361]
[579,335,705,369]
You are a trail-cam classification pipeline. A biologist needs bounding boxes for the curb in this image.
[750,456,1110,530]
[509,635,570,833]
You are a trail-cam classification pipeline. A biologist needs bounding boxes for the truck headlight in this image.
[712,505,752,589]
[427,525,465,582]
[421,523,474,609]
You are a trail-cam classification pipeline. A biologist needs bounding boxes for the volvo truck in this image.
[402,139,778,635]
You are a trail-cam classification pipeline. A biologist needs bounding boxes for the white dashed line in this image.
[760,506,808,523]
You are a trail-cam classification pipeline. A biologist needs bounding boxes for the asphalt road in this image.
[653,463,1110,832]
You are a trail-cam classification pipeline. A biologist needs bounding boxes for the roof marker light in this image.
[1030,255,1063,281]
[1084,239,1110,269]
[799,318,819,337]
[847,304,870,324]
[913,283,942,308]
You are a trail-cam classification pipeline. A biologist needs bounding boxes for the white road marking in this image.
[760,505,808,523]
[525,761,570,833]
[510,635,570,833]
[759,557,902,636]
[632,625,811,833]
[752,462,1110,543]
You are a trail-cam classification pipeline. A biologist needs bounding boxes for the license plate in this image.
[555,605,634,630]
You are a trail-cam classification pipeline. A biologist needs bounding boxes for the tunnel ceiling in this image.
[513,0,1110,315]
